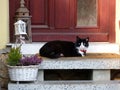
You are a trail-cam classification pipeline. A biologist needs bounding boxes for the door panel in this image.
[54,0,70,28]
[30,0,47,25]
[9,0,115,42]
[77,0,97,27]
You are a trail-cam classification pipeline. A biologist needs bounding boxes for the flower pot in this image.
[7,65,39,82]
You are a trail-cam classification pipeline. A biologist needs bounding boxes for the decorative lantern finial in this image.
[20,0,25,8]
[15,0,29,17]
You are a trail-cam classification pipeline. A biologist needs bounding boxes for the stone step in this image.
[39,56,120,69]
[7,42,120,54]
[8,81,120,90]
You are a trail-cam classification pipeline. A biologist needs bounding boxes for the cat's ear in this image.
[76,36,80,40]
[86,37,89,41]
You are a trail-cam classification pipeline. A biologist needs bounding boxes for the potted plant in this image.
[6,46,22,66]
[6,46,42,82]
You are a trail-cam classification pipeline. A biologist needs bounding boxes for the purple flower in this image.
[20,55,42,66]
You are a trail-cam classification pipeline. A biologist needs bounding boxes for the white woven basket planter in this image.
[7,65,39,82]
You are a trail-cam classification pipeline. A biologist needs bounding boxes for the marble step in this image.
[8,81,120,90]
[7,42,120,54]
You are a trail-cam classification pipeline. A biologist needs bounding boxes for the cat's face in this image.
[75,36,89,56]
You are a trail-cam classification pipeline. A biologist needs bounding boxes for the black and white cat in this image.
[39,36,89,59]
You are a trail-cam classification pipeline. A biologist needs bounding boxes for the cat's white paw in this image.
[81,54,85,57]
[78,51,84,57]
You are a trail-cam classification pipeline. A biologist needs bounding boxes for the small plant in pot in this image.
[6,46,42,82]
[6,46,22,66]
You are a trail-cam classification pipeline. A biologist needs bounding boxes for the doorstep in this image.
[7,42,120,90]
[8,81,120,90]
[6,42,120,54]
[37,55,120,81]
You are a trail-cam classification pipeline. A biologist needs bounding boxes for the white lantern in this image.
[14,20,27,35]
[14,20,27,44]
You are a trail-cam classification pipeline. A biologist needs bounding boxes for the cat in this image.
[39,36,89,59]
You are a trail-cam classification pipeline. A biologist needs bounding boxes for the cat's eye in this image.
[83,43,86,45]
[78,43,81,45]
[84,43,88,47]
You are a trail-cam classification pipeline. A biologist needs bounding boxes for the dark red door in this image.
[9,0,115,42]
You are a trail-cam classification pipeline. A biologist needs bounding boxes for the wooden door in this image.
[9,0,115,42]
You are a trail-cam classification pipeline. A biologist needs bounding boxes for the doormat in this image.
[40,53,120,60]
[57,53,120,60]
[85,53,120,59]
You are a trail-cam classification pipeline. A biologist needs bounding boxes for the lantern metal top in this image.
[14,20,26,25]
[15,0,29,17]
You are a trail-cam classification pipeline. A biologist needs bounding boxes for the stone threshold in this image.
[8,81,120,90]
[6,42,120,54]
[9,80,120,84]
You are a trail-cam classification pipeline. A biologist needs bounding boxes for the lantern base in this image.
[15,35,27,44]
